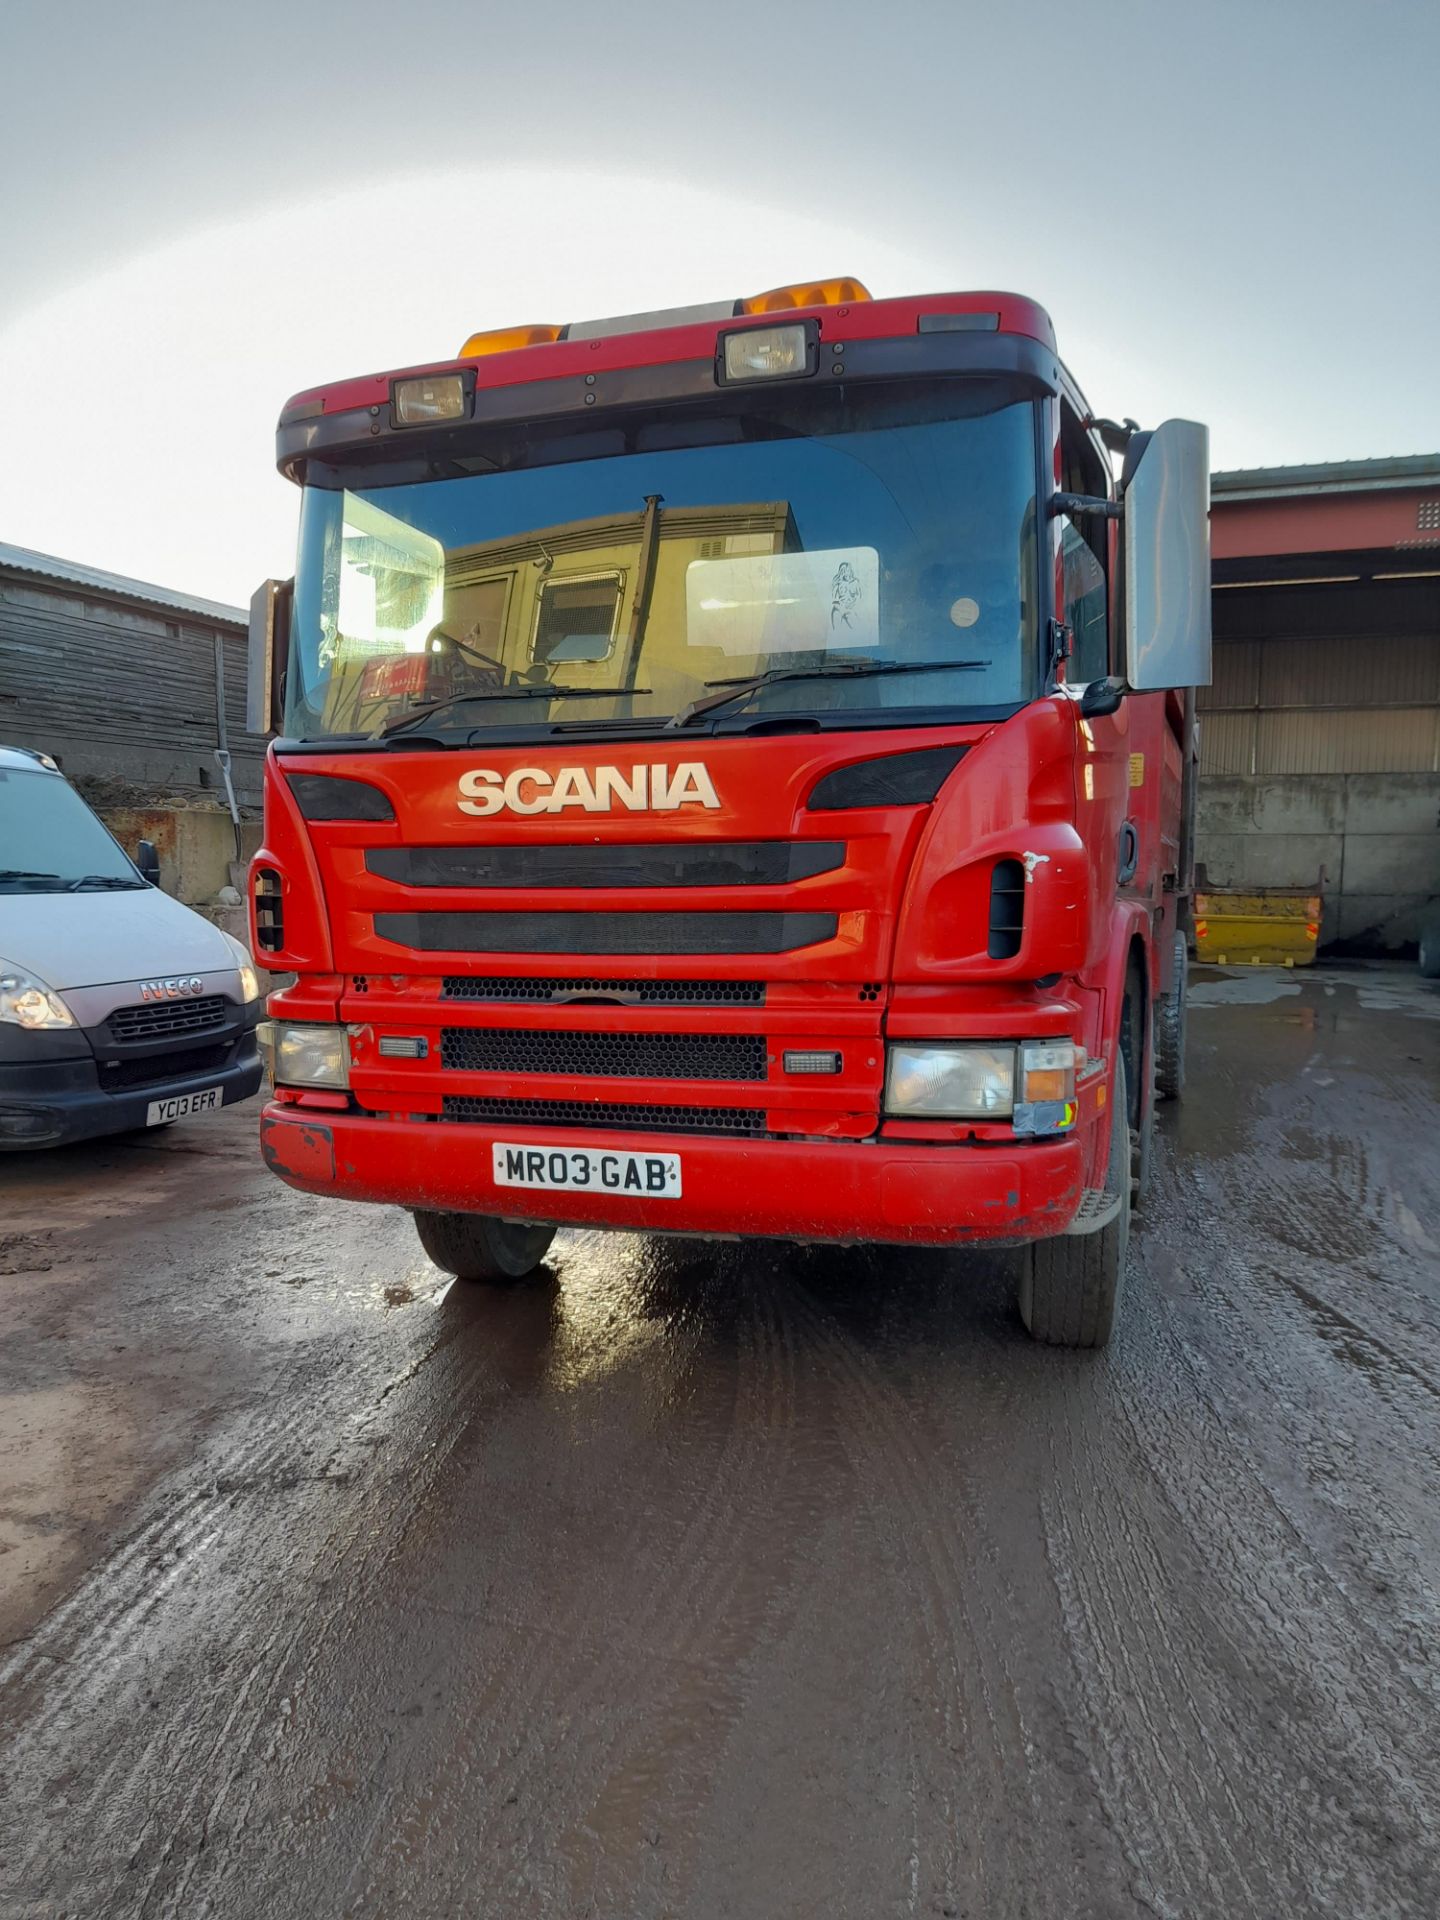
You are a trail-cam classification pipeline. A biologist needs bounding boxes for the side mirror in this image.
[1079,676,1126,719]
[1123,420,1211,691]
[136,839,162,886]
[247,578,293,734]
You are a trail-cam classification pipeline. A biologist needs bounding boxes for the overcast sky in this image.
[2,0,1437,607]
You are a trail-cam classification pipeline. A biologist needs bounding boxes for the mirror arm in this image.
[1079,676,1128,719]
[1049,491,1122,522]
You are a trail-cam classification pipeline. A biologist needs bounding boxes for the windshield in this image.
[0,768,143,891]
[286,381,1040,742]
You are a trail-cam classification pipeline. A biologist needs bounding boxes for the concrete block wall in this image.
[102,806,262,913]
[1197,774,1440,951]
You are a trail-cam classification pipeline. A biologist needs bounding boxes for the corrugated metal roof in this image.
[0,540,245,626]
[1211,454,1440,502]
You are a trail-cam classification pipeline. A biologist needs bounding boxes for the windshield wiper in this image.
[67,874,146,891]
[379,685,654,741]
[0,869,65,887]
[668,657,991,728]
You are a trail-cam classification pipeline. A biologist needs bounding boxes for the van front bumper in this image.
[258,1105,1085,1246]
[0,1023,263,1150]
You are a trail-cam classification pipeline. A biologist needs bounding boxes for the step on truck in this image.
[248,278,1209,1347]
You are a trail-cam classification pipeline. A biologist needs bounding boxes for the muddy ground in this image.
[1,962,1438,1919]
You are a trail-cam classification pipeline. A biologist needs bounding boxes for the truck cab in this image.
[248,280,1209,1345]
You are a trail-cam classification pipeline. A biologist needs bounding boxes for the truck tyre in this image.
[1155,932,1188,1100]
[1017,1054,1130,1349]
[1420,907,1440,980]
[412,1210,555,1283]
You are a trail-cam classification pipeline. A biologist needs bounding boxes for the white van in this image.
[0,745,263,1149]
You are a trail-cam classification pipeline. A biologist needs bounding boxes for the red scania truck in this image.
[248,277,1209,1347]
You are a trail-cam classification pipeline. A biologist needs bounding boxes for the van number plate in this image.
[492,1142,682,1198]
[146,1085,223,1125]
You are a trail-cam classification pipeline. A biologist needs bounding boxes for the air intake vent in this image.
[253,868,284,953]
[442,976,766,1007]
[367,841,842,889]
[988,859,1025,959]
[442,1096,766,1136]
[376,911,836,955]
[440,1027,766,1081]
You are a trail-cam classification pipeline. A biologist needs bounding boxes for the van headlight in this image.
[260,1021,351,1089]
[221,931,262,1003]
[0,961,76,1030]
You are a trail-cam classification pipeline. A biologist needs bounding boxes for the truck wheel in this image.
[412,1210,555,1283]
[1420,907,1440,980]
[1017,1054,1130,1349]
[1155,932,1188,1100]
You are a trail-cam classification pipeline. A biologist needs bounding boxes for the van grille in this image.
[109,997,227,1041]
[441,976,766,1007]
[440,1027,766,1082]
[97,1041,234,1091]
[441,1096,766,1136]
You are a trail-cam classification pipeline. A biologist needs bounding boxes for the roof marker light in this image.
[458,323,564,356]
[739,277,871,315]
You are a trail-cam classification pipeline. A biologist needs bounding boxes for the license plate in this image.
[492,1141,682,1199]
[146,1085,224,1126]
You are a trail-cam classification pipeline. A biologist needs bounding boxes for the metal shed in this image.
[0,542,264,809]
[1201,456,1440,951]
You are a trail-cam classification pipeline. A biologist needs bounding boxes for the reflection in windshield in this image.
[287,384,1040,740]
[0,770,142,891]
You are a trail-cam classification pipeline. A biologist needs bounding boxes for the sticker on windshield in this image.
[685,547,880,656]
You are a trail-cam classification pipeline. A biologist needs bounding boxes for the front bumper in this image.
[0,1024,263,1150]
[258,1105,1084,1246]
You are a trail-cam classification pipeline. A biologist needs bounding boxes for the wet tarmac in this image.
[1,961,1438,1919]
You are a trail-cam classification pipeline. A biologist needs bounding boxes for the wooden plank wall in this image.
[0,571,266,804]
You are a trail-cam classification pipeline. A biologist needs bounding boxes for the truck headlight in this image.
[264,1021,350,1089]
[885,1043,1015,1118]
[0,961,76,1030]
[221,931,262,1003]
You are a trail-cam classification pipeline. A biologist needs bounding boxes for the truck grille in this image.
[442,1096,766,1136]
[368,841,843,888]
[440,1027,766,1082]
[441,976,766,1007]
[375,910,837,955]
[108,996,228,1042]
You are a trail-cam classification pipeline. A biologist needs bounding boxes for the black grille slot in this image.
[440,1027,766,1082]
[254,867,284,953]
[367,841,843,889]
[442,976,767,1007]
[441,1096,765,1136]
[988,858,1026,959]
[376,911,837,955]
[109,997,228,1041]
[97,1041,235,1091]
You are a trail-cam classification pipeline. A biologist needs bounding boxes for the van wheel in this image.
[1420,907,1440,980]
[1017,1054,1131,1349]
[1156,932,1188,1099]
[412,1210,555,1282]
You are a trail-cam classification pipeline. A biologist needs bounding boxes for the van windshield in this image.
[0,768,144,892]
[285,381,1041,742]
